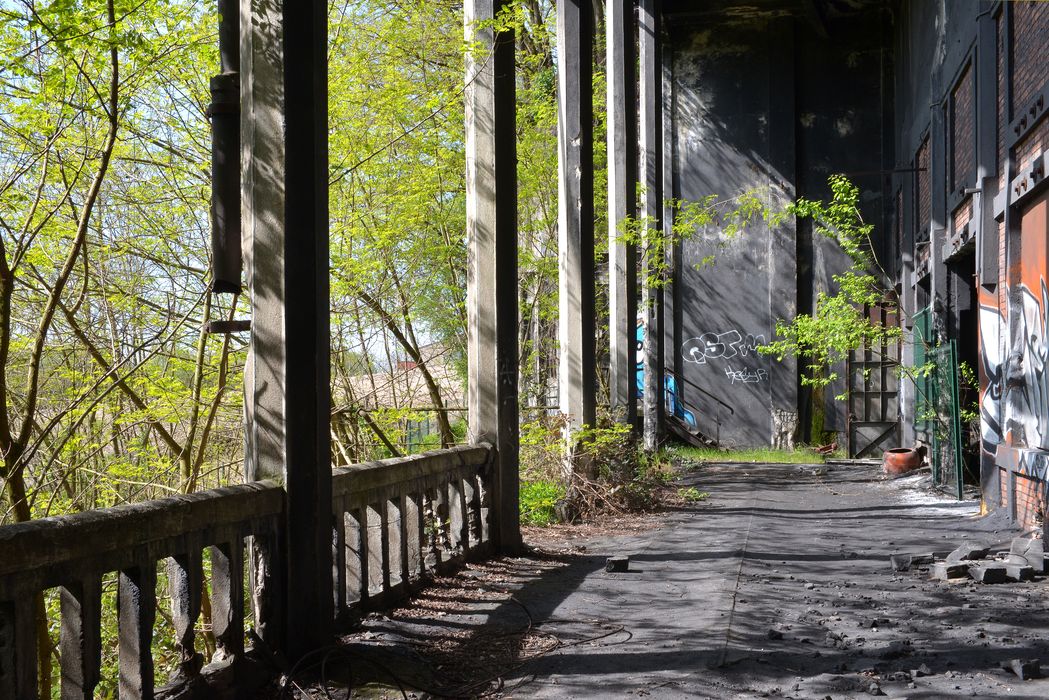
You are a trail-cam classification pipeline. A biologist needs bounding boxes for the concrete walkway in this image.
[324,463,1049,699]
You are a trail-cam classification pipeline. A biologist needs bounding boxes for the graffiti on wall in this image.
[1006,280,1049,450]
[635,321,697,426]
[682,330,765,365]
[682,329,769,385]
[979,277,1048,463]
[724,366,770,384]
[978,299,1003,450]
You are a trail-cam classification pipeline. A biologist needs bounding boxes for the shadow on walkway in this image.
[285,462,1049,698]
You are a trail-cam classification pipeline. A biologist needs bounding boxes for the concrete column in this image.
[242,0,332,657]
[640,0,665,450]
[768,18,799,423]
[606,0,638,428]
[930,94,948,345]
[557,0,596,432]
[975,11,1000,506]
[465,0,521,552]
[663,40,680,399]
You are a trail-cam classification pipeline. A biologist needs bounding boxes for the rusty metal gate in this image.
[928,340,965,499]
[847,304,901,458]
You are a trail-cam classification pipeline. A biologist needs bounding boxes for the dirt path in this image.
[301,462,1049,698]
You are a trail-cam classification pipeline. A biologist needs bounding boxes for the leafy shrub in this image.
[678,487,709,502]
[520,479,565,526]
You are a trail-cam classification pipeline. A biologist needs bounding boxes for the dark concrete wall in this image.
[666,4,891,447]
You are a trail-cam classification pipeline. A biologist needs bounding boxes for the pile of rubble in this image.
[891,535,1045,584]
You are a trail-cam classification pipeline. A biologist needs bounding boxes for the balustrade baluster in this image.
[0,596,37,700]
[427,488,445,567]
[356,506,370,604]
[60,577,102,700]
[118,563,157,699]
[398,493,411,587]
[416,491,428,574]
[444,480,464,555]
[210,541,244,659]
[332,501,347,616]
[250,532,283,650]
[468,475,484,547]
[168,550,204,679]
[379,500,392,594]
[457,478,471,554]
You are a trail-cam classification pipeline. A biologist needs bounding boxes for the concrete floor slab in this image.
[310,462,1049,698]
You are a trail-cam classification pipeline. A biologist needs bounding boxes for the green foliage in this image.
[618,189,771,298]
[677,487,709,503]
[519,479,565,526]
[759,175,902,393]
[673,444,825,464]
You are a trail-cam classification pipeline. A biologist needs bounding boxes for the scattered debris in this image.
[890,552,938,572]
[1010,537,1045,574]
[968,563,1009,584]
[931,561,969,581]
[946,541,990,562]
[1004,658,1042,680]
[1006,563,1036,582]
[893,534,1046,587]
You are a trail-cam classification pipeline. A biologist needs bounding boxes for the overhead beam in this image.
[465,0,521,552]
[557,0,597,433]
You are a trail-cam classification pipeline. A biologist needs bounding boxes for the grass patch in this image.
[672,444,826,464]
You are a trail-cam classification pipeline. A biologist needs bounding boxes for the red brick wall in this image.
[951,63,975,192]
[1015,473,1046,530]
[953,198,972,234]
[916,136,930,236]
[1016,118,1048,173]
[998,468,1046,530]
[1011,2,1049,116]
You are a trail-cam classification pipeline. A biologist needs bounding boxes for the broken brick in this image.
[968,563,1009,584]
[931,561,969,580]
[1010,537,1045,574]
[1005,564,1035,582]
[946,542,989,562]
[1005,658,1041,680]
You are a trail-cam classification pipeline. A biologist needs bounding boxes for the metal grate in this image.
[928,341,965,500]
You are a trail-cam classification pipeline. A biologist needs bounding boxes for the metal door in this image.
[847,304,901,458]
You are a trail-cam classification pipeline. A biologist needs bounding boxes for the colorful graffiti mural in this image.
[635,322,697,427]
[1006,280,1049,450]
[977,195,1049,520]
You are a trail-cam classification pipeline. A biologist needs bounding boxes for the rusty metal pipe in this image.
[210,0,241,294]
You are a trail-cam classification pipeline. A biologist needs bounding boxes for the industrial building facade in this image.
[622,1,1047,524]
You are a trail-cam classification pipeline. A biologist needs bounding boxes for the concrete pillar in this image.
[975,11,1000,506]
[663,40,680,401]
[639,0,665,451]
[465,0,521,552]
[606,0,638,428]
[242,0,332,657]
[557,0,597,432]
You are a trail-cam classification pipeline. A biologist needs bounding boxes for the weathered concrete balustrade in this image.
[0,444,493,699]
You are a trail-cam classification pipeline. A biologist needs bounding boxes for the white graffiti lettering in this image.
[682,330,766,364]
[724,365,769,384]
